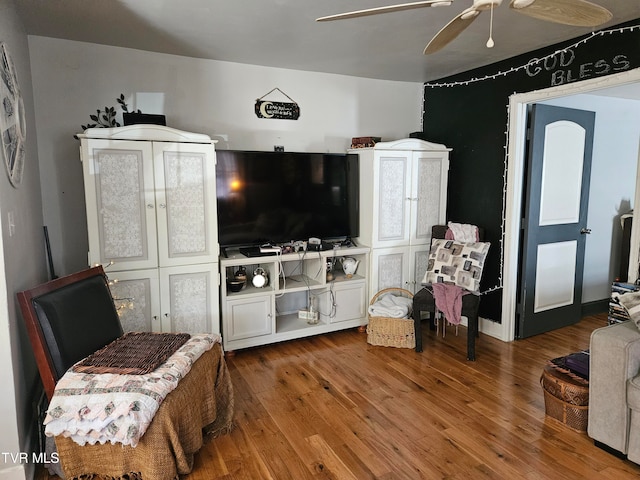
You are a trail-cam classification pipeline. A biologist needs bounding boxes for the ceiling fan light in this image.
[511,0,536,8]
[461,9,481,20]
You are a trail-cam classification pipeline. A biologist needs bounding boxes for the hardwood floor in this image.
[38,315,640,479]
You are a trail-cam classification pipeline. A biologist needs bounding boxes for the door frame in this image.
[500,68,640,342]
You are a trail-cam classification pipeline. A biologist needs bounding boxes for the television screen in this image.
[215,150,359,248]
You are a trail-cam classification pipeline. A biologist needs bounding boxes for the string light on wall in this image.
[95,261,135,317]
[424,24,639,89]
[423,23,640,296]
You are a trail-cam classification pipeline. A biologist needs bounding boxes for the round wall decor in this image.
[0,43,26,187]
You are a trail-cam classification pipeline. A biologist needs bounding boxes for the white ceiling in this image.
[14,0,640,83]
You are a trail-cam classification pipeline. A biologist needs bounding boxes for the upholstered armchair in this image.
[18,266,233,479]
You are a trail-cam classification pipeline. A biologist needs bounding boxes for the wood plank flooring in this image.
[37,315,640,479]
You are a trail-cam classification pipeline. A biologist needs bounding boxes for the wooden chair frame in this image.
[17,266,118,400]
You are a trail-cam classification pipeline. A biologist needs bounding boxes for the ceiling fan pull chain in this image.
[486,2,495,48]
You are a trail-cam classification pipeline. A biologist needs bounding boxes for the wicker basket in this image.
[73,332,191,375]
[366,288,415,349]
[540,365,589,432]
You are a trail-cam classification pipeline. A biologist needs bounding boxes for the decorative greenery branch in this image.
[81,94,141,130]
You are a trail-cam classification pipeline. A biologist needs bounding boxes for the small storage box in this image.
[366,288,415,349]
[540,365,589,432]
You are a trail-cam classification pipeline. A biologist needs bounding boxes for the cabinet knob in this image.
[159,203,167,209]
[147,204,154,209]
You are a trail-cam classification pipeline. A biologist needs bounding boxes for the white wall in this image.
[27,36,424,277]
[0,1,48,479]
[542,93,640,302]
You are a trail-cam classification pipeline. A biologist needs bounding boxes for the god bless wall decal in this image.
[255,87,300,120]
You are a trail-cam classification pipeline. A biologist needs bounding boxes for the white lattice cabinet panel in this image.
[409,245,432,294]
[159,264,220,334]
[220,247,369,351]
[108,264,220,334]
[351,138,449,299]
[80,128,218,270]
[369,241,436,298]
[411,153,449,245]
[375,153,412,245]
[153,142,218,267]
[78,126,220,334]
[106,265,220,335]
[108,269,160,333]
[81,139,158,270]
[370,247,409,295]
[353,139,450,250]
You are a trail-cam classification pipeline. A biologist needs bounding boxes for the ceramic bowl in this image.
[227,280,245,293]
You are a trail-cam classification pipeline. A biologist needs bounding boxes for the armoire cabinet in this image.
[350,138,450,299]
[77,125,220,335]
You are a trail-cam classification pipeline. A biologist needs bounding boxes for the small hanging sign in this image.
[255,88,300,120]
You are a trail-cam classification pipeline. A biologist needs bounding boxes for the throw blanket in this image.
[44,333,220,448]
[436,222,479,323]
[368,293,413,318]
[430,283,470,325]
[445,222,479,242]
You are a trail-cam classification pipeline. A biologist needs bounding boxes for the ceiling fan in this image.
[316,0,613,54]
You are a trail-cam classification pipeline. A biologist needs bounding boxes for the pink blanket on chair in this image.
[431,283,470,325]
[433,222,479,325]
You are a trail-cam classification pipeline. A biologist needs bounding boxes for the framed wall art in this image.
[1,42,26,187]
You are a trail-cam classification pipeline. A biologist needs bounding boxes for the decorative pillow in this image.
[617,290,640,329]
[422,239,490,293]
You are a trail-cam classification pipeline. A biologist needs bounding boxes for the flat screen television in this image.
[215,150,359,249]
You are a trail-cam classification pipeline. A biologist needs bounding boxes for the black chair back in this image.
[17,266,123,399]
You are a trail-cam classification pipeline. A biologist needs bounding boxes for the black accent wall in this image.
[422,20,640,322]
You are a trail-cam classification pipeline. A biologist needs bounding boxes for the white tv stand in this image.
[220,246,370,352]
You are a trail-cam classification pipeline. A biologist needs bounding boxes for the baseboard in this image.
[469,300,608,343]
[581,299,609,317]
[479,316,505,340]
[0,465,26,480]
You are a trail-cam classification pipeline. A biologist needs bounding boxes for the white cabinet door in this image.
[369,238,433,297]
[373,152,412,248]
[371,151,449,250]
[154,142,219,267]
[159,264,220,334]
[409,244,431,294]
[225,295,273,342]
[108,266,220,335]
[81,139,158,270]
[329,281,367,324]
[369,247,410,299]
[107,269,161,332]
[411,152,449,246]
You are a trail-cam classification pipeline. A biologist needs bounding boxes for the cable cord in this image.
[274,251,287,298]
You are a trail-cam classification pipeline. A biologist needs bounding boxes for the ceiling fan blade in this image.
[424,7,481,55]
[316,0,452,22]
[510,0,613,27]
